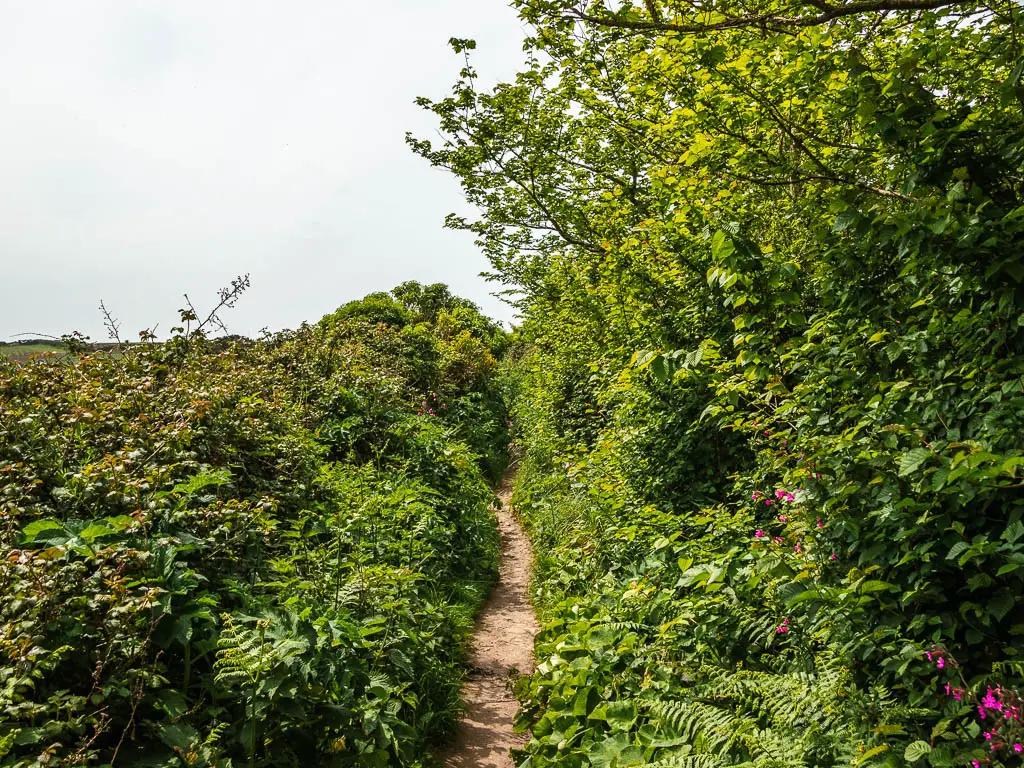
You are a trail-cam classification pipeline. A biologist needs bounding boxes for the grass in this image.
[0,343,66,362]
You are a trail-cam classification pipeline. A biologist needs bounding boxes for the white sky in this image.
[0,1,526,340]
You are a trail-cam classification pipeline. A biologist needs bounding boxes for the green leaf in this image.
[946,541,969,561]
[20,519,64,543]
[650,355,670,383]
[854,745,889,766]
[832,210,860,233]
[1002,520,1024,545]
[904,740,931,762]
[785,589,821,607]
[987,590,1015,621]
[604,701,637,730]
[711,229,736,262]
[858,580,893,594]
[79,523,118,543]
[898,448,932,477]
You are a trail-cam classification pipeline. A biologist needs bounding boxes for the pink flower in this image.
[979,706,986,719]
[830,553,837,561]
[925,651,933,661]
[776,489,785,500]
[1014,743,1022,753]
[755,530,765,538]
[972,761,981,768]
[752,492,760,501]
[937,657,945,669]
[779,515,788,522]
[985,732,993,741]
[774,536,784,544]
[982,688,1003,711]
[785,492,794,502]
[794,543,801,554]
[765,499,772,505]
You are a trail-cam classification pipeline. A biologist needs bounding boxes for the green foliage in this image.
[0,285,507,765]
[417,1,1024,765]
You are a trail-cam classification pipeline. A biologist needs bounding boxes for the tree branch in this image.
[566,0,976,34]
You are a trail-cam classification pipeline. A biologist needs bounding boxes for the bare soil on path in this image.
[440,472,539,768]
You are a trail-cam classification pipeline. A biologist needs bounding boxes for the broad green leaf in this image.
[898,448,932,477]
[903,741,931,762]
[1002,520,1024,545]
[20,519,63,543]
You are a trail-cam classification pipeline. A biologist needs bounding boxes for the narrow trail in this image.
[441,472,539,768]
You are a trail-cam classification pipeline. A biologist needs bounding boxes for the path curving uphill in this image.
[441,472,539,768]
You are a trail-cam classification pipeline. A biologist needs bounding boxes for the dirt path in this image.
[440,472,539,768]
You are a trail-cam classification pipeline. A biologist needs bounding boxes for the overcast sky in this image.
[0,1,526,341]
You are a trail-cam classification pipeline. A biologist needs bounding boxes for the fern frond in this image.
[646,754,725,768]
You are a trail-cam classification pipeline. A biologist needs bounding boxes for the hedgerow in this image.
[0,283,506,766]
[414,1,1024,765]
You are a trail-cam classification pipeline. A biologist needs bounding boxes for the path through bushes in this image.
[442,472,538,767]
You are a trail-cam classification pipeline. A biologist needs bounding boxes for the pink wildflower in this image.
[985,732,993,741]
[830,553,837,561]
[937,657,945,669]
[776,489,785,500]
[779,515,788,522]
[925,651,933,661]
[982,688,1003,711]
[755,530,764,538]
[765,499,772,505]
[774,536,784,544]
[1014,743,1022,753]
[785,492,794,502]
[979,706,986,719]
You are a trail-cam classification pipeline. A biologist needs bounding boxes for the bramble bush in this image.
[0,283,507,766]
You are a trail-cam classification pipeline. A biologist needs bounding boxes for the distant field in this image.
[0,342,66,362]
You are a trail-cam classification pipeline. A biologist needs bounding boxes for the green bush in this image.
[417,1,1024,765]
[0,287,508,766]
